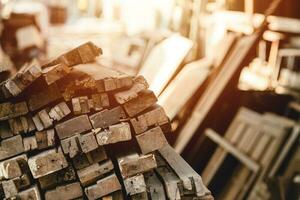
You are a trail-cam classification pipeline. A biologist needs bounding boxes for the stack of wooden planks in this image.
[0,41,212,200]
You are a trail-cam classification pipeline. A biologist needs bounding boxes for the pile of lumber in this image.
[0,42,212,199]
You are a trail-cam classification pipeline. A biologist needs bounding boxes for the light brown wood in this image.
[85,173,122,200]
[0,135,24,160]
[136,126,168,154]
[96,122,132,145]
[43,63,71,85]
[89,106,126,129]
[123,90,157,117]
[130,105,169,134]
[55,115,92,139]
[45,182,83,200]
[77,160,114,186]
[123,174,147,196]
[28,148,68,178]
[118,154,157,178]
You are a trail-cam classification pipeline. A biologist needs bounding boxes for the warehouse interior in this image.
[0,0,300,199]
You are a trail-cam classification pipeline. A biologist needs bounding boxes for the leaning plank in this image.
[174,33,263,153]
[139,34,193,95]
[158,58,212,120]
[144,171,167,200]
[159,144,211,197]
[155,165,181,200]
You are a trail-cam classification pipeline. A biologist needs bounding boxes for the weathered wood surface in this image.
[96,122,132,145]
[118,153,157,178]
[159,144,211,197]
[114,76,148,104]
[123,90,157,117]
[4,60,42,96]
[85,173,121,200]
[72,93,109,115]
[77,160,114,186]
[28,148,68,178]
[28,83,61,111]
[0,102,28,121]
[124,174,147,196]
[136,126,168,154]
[45,182,83,200]
[0,135,24,160]
[89,106,126,129]
[130,105,169,134]
[145,171,167,200]
[55,115,92,139]
[43,63,71,85]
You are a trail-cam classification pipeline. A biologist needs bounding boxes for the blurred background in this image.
[1,0,300,199]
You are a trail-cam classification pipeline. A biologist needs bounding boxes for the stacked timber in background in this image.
[0,41,212,200]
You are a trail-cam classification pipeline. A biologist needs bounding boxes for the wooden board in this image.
[139,34,193,95]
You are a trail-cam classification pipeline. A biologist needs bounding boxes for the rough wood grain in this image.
[43,63,71,85]
[0,135,24,160]
[85,173,121,200]
[114,76,149,104]
[55,115,92,139]
[145,171,166,200]
[118,154,157,178]
[136,126,168,154]
[96,122,131,145]
[28,83,61,111]
[4,60,42,96]
[45,182,83,200]
[123,90,157,117]
[159,145,211,197]
[130,105,169,134]
[0,102,28,121]
[77,160,114,186]
[89,106,126,129]
[28,148,68,178]
[124,174,147,196]
[17,185,41,200]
